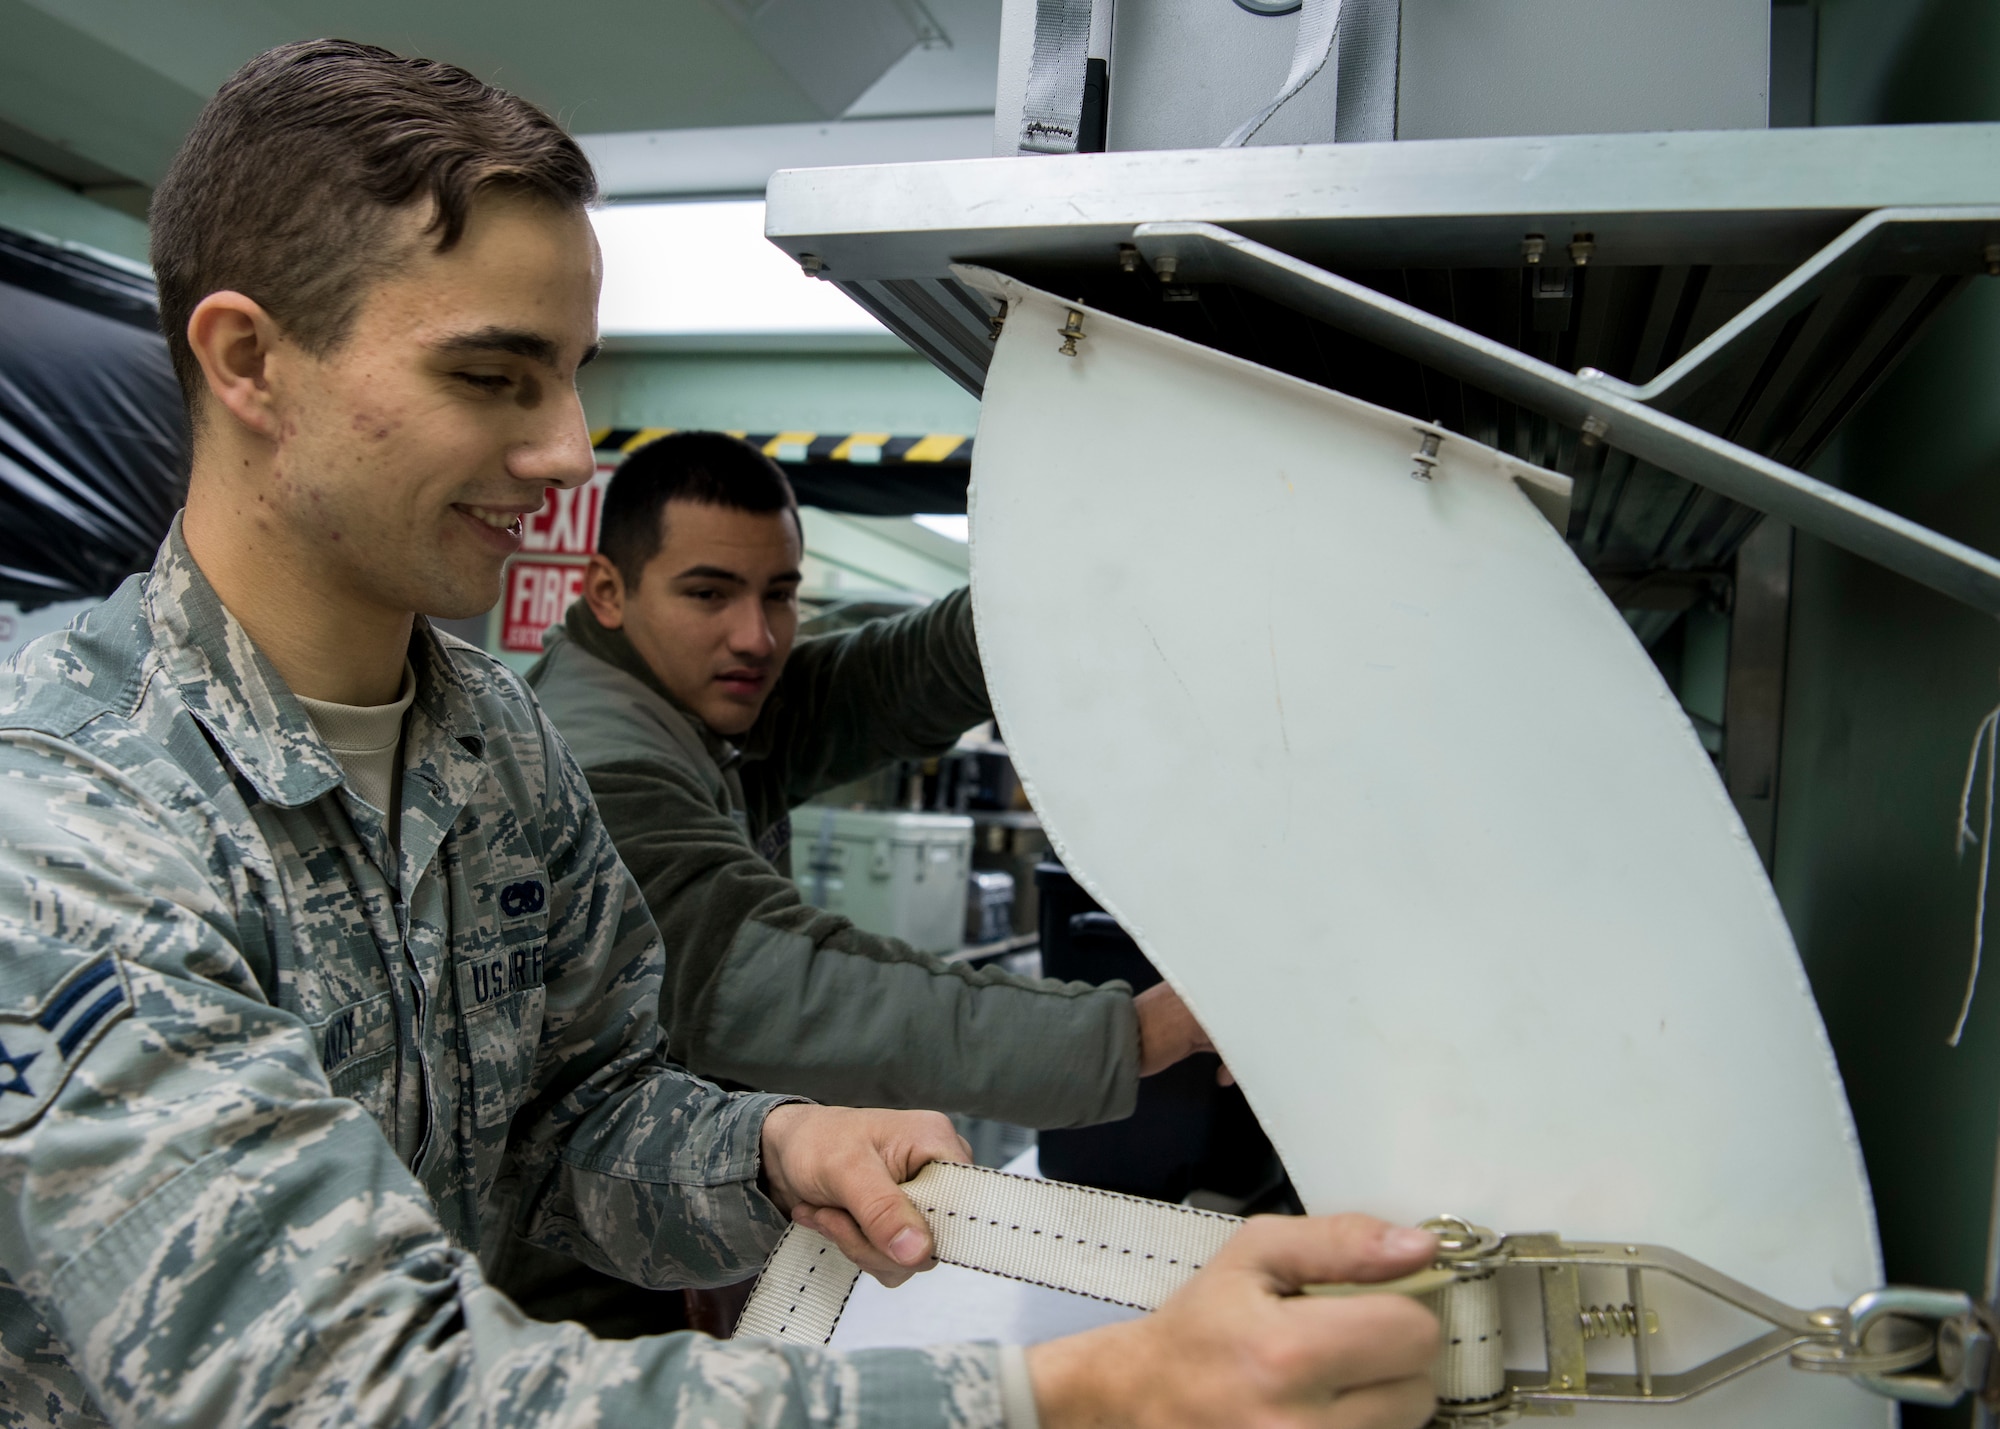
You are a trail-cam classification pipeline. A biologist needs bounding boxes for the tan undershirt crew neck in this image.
[297,663,417,843]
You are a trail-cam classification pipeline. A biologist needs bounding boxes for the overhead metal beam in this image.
[768,123,2000,280]
[1131,220,2000,617]
[1584,206,2000,413]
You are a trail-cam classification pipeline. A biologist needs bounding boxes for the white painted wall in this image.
[800,507,968,604]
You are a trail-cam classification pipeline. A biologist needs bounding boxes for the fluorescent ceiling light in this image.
[581,116,992,199]
[913,514,969,542]
[592,201,885,336]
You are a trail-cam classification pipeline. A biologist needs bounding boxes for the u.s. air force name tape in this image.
[734,1161,1244,1344]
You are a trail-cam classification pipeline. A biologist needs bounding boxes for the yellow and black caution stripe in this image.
[590,428,972,465]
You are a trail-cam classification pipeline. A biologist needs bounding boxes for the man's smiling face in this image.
[256,190,601,622]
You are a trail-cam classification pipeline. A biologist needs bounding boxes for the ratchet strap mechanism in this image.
[736,1164,2000,1424]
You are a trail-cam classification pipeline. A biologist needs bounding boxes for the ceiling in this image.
[0,0,1000,215]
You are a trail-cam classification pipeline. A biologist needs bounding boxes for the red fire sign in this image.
[502,559,587,653]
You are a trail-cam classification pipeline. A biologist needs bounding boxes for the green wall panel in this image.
[579,349,981,438]
[1776,8,2000,1418]
[0,156,150,264]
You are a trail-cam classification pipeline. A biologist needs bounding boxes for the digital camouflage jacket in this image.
[0,522,1007,1429]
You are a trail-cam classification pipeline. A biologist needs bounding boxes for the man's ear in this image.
[581,553,627,629]
[186,291,287,441]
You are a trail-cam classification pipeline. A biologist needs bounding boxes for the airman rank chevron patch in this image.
[0,955,132,1135]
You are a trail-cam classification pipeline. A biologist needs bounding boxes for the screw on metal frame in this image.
[1411,430,1443,480]
[1058,308,1086,357]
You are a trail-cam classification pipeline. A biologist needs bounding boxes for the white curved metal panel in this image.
[957,268,1884,1426]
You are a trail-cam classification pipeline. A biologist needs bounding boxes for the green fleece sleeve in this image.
[585,754,1141,1130]
[759,587,992,807]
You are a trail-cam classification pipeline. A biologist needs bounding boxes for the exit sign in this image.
[497,465,611,653]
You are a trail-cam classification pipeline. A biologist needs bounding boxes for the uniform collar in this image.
[144,516,486,810]
[558,599,768,771]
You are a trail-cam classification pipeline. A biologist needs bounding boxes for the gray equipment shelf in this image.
[766,123,2000,614]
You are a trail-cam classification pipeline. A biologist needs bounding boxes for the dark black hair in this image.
[599,431,801,587]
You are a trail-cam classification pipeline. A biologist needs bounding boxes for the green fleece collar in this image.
[559,602,777,767]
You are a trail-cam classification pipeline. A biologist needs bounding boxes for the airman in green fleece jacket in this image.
[526,434,1217,1132]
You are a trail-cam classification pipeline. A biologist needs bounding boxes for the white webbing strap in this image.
[1221,0,1343,148]
[736,1161,1244,1344]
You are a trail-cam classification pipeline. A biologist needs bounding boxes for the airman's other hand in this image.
[1134,982,1228,1081]
[1026,1214,1439,1429]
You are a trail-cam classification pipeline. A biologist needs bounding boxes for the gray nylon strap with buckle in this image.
[1333,0,1399,143]
[1018,0,1095,154]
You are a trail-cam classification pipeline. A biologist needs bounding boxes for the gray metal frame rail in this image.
[1126,217,2000,618]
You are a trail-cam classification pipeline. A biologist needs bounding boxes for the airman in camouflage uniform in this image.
[0,36,1444,1429]
[0,521,1007,1427]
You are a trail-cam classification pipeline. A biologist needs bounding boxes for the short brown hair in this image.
[150,39,597,423]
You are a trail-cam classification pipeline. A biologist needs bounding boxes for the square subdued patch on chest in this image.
[497,876,546,921]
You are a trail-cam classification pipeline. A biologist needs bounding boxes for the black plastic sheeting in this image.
[0,227,186,607]
[0,218,974,606]
[0,225,159,329]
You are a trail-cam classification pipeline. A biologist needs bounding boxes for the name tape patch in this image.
[756,815,793,868]
[0,956,132,1135]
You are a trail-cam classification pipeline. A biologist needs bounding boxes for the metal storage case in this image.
[793,806,975,955]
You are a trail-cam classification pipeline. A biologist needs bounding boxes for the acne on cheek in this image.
[349,410,399,442]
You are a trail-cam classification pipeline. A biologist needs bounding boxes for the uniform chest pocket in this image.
[314,991,396,1127]
[455,925,549,1131]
